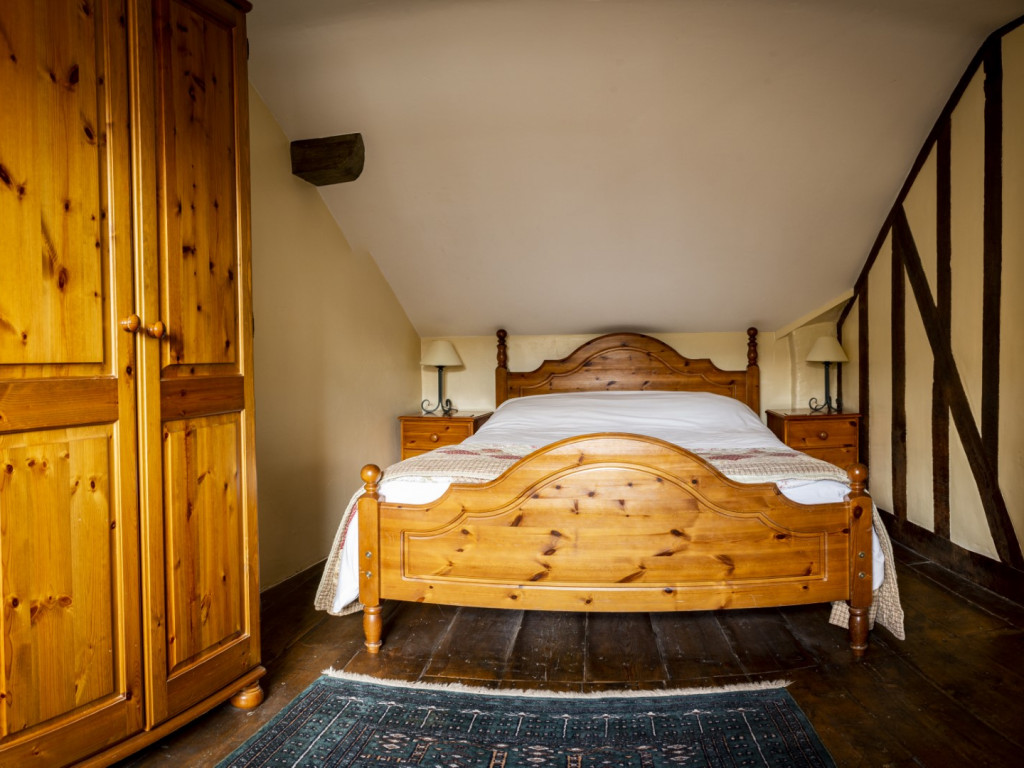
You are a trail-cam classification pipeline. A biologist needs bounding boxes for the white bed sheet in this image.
[331,391,884,613]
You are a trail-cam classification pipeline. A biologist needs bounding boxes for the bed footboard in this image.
[359,435,872,654]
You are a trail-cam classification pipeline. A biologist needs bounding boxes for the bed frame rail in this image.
[359,435,872,655]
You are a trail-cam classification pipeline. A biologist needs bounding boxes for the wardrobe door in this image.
[0,1,144,764]
[133,0,262,723]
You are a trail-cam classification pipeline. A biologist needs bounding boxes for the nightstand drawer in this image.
[804,445,858,468]
[783,418,858,450]
[402,421,474,453]
[766,410,860,469]
[398,413,492,459]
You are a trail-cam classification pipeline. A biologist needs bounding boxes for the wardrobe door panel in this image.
[136,0,261,723]
[158,0,240,370]
[0,427,118,730]
[0,0,107,369]
[162,414,245,674]
[0,1,143,764]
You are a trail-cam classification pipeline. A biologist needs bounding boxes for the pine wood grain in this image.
[0,0,105,367]
[497,329,761,413]
[1,0,261,762]
[0,2,145,763]
[363,435,866,649]
[138,0,262,730]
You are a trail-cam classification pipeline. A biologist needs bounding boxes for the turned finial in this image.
[747,327,758,368]
[361,464,381,495]
[496,328,508,369]
[847,463,868,494]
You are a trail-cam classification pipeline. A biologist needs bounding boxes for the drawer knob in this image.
[818,431,829,441]
[430,433,440,442]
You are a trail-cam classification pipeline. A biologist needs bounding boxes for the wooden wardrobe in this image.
[0,0,262,764]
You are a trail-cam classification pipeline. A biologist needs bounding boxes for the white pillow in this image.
[467,391,783,450]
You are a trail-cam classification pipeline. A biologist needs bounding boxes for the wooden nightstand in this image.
[766,409,860,469]
[399,413,492,459]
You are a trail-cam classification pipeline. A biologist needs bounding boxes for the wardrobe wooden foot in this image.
[230,682,265,709]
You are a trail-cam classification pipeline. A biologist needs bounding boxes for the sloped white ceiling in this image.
[247,0,1024,336]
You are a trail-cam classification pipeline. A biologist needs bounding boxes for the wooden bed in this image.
[357,329,874,656]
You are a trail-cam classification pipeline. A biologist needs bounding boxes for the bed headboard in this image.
[495,328,760,414]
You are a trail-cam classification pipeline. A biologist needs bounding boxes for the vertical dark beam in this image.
[836,299,849,411]
[894,209,1023,568]
[858,287,870,471]
[892,218,908,525]
[934,118,952,540]
[982,41,1003,462]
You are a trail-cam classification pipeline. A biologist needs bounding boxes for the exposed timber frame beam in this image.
[290,133,364,186]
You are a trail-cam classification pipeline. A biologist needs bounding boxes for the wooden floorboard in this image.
[650,611,741,683]
[786,665,918,768]
[424,607,523,682]
[505,610,587,684]
[584,613,665,686]
[114,546,1024,767]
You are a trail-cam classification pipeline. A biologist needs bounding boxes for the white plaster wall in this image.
[950,71,986,425]
[950,426,998,558]
[905,147,939,294]
[905,280,935,532]
[1002,25,1024,553]
[861,42,1021,561]
[946,67,991,553]
[249,84,421,588]
[902,141,937,533]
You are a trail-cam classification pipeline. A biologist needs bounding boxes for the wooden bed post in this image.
[358,465,383,652]
[746,327,761,414]
[847,463,873,658]
[496,328,509,406]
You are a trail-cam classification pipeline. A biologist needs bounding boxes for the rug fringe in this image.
[321,669,790,698]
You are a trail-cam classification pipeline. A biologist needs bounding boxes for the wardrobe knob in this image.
[120,314,141,333]
[145,321,166,339]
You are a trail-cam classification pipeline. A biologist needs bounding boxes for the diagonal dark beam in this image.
[893,208,1022,568]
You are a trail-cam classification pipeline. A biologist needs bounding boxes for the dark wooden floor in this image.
[115,542,1024,767]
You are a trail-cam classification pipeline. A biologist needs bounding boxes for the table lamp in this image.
[807,336,848,413]
[421,340,462,416]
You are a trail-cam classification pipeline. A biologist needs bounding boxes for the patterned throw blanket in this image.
[382,443,852,485]
[314,442,904,639]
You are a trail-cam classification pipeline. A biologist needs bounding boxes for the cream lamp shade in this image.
[421,340,463,368]
[806,336,849,363]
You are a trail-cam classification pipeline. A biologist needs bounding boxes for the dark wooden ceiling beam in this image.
[290,133,364,185]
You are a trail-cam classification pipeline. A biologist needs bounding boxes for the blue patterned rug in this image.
[218,673,835,767]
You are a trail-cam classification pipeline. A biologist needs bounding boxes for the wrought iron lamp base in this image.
[421,365,455,416]
[808,361,842,414]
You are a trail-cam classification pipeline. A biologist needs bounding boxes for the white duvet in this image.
[328,391,885,614]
